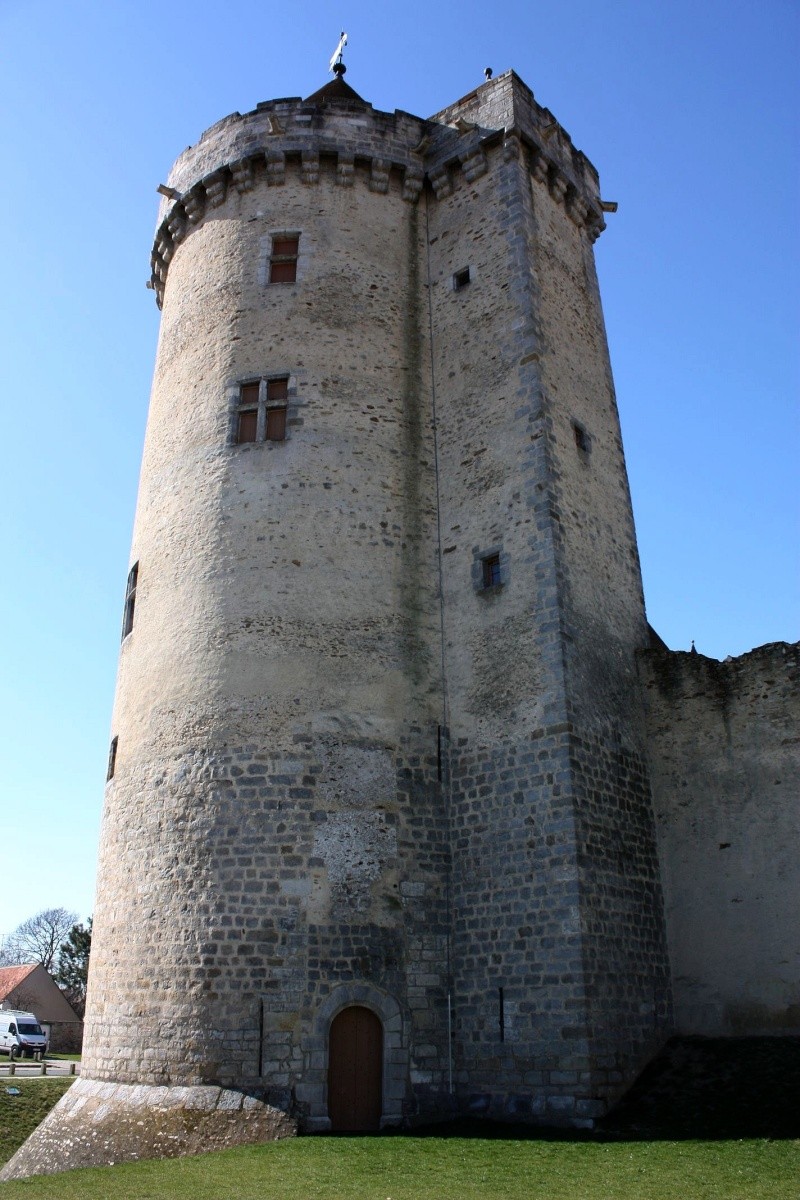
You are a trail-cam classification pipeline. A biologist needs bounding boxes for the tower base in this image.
[0,1077,296,1182]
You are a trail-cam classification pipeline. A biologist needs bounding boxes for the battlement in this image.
[149,70,608,306]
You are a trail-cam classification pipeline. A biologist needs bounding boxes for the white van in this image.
[0,1010,48,1058]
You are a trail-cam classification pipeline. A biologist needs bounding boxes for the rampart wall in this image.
[640,642,800,1035]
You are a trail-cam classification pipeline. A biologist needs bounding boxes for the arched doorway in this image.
[328,1005,383,1131]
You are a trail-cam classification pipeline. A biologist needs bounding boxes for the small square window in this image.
[270,235,299,283]
[482,553,502,588]
[454,267,471,291]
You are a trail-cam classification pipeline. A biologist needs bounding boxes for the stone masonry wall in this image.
[86,125,453,1126]
[424,74,670,1121]
[640,642,800,1036]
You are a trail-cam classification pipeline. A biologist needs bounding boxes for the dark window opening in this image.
[482,553,502,589]
[573,421,591,454]
[454,267,471,290]
[121,562,138,639]
[269,234,299,283]
[107,736,118,782]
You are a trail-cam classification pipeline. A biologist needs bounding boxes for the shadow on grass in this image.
[367,1037,800,1144]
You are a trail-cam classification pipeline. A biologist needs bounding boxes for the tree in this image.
[54,919,92,1018]
[0,907,77,972]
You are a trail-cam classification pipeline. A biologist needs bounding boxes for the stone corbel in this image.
[266,150,285,186]
[503,133,521,161]
[369,159,390,193]
[429,166,452,199]
[531,149,549,184]
[548,170,568,205]
[566,191,589,227]
[301,150,320,185]
[205,169,229,207]
[402,170,423,203]
[461,147,488,183]
[156,233,174,265]
[183,186,206,224]
[336,153,355,187]
[166,210,187,244]
[230,159,255,194]
[587,214,606,242]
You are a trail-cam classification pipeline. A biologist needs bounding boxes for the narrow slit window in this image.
[107,736,118,782]
[482,553,502,589]
[573,421,591,454]
[121,562,138,639]
[454,267,471,291]
[269,235,299,283]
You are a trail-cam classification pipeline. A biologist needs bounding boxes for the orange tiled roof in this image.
[0,964,38,1001]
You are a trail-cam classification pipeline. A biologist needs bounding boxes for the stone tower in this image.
[2,66,672,1179]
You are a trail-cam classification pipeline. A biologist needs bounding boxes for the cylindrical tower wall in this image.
[84,123,447,1105]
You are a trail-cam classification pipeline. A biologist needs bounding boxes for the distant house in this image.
[0,964,82,1052]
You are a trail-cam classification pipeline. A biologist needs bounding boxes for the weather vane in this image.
[329,31,348,74]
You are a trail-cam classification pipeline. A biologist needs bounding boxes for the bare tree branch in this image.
[1,908,78,972]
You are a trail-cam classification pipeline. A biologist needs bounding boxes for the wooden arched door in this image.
[327,1005,383,1131]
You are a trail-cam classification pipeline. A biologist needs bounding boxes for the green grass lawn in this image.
[0,1079,74,1165]
[1,1127,797,1199]
[1,1075,798,1199]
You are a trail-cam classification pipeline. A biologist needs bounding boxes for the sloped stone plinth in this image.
[0,1077,296,1181]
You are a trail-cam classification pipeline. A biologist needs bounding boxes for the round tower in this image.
[85,71,449,1126]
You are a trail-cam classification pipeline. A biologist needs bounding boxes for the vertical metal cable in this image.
[424,184,454,1094]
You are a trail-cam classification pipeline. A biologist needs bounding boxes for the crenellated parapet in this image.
[148,90,431,306]
[148,70,611,306]
[422,70,609,240]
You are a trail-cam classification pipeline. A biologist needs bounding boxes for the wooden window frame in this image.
[234,377,290,446]
[236,382,260,444]
[269,234,299,284]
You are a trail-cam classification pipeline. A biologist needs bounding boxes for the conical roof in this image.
[304,65,367,107]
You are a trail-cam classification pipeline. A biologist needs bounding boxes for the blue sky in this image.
[0,0,797,935]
